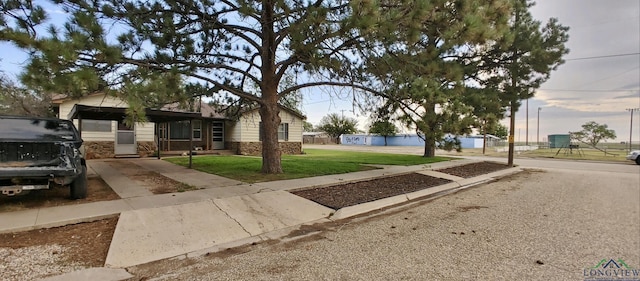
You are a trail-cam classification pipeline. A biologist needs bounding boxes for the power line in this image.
[565,52,640,61]
[539,88,639,92]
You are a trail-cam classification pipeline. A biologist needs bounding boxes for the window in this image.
[169,120,201,140]
[278,123,289,141]
[81,119,111,132]
[259,122,289,141]
[192,120,202,140]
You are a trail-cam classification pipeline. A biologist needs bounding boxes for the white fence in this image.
[494,145,539,153]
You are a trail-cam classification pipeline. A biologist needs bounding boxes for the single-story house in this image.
[52,93,305,159]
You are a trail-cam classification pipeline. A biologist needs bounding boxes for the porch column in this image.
[189,119,193,169]
[156,122,161,159]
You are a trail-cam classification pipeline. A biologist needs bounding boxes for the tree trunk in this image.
[384,136,388,146]
[259,100,283,174]
[508,100,516,167]
[422,103,436,157]
[423,137,436,157]
[482,119,487,155]
[258,0,283,174]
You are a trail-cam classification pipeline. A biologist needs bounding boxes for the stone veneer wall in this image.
[137,141,157,157]
[83,141,115,159]
[226,142,302,156]
[83,141,158,159]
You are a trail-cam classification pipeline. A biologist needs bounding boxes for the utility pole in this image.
[507,7,521,167]
[627,108,640,151]
[537,107,541,146]
[525,99,529,145]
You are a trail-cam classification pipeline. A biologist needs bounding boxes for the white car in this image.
[627,150,640,165]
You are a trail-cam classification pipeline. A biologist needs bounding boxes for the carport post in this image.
[155,122,161,159]
[189,119,193,169]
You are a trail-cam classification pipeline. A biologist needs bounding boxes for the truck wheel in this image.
[71,165,88,199]
[636,157,640,165]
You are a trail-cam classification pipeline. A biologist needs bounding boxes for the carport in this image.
[68,104,200,168]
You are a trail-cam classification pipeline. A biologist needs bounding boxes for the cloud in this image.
[614,93,640,99]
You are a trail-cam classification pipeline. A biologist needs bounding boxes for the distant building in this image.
[340,134,502,149]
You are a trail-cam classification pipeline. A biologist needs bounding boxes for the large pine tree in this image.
[361,0,512,157]
[478,0,569,165]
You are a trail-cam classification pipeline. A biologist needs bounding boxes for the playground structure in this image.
[554,132,619,157]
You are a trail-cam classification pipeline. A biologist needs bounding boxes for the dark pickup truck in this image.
[0,115,87,199]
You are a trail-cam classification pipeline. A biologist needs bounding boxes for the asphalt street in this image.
[128,158,640,280]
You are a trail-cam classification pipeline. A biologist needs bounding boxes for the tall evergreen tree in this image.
[362,0,512,157]
[0,0,433,173]
[478,0,569,165]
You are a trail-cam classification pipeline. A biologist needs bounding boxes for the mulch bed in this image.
[291,173,452,210]
[436,162,510,178]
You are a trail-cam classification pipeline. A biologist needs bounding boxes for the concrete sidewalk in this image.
[0,157,521,280]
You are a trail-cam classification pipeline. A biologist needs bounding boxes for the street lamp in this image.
[537,107,541,147]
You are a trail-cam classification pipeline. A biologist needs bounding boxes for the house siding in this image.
[226,108,304,155]
[237,110,261,142]
[58,94,155,142]
[228,109,303,142]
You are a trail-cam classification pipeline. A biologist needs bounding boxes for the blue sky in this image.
[1,0,639,143]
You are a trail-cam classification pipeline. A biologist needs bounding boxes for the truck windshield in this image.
[0,118,78,141]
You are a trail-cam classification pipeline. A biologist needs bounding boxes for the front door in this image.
[115,120,137,155]
[212,121,224,149]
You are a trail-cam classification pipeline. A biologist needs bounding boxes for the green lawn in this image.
[164,148,450,183]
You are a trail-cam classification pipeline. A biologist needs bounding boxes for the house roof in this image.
[161,101,227,119]
[51,92,106,104]
[68,104,203,123]
[56,92,303,121]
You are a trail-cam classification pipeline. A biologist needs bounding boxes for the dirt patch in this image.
[0,217,118,280]
[436,162,510,178]
[106,160,196,194]
[291,173,452,209]
[0,176,120,213]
